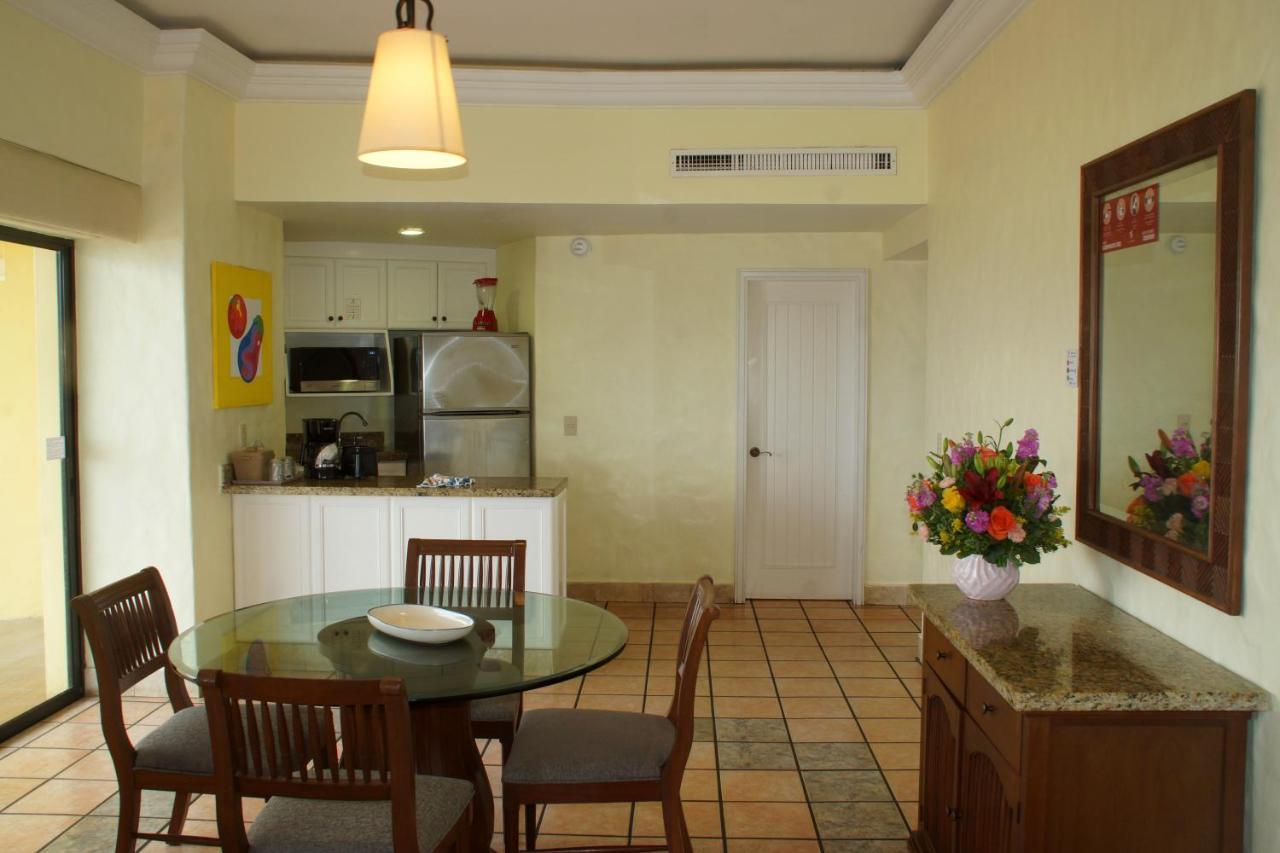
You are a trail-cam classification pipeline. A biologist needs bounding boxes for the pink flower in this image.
[1161,478,1178,497]
[939,477,956,489]
[1165,513,1185,540]
[1008,524,1026,544]
[917,524,930,540]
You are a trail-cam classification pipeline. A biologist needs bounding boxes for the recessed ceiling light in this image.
[399,226,425,237]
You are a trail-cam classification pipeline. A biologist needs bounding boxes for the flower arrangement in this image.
[1124,426,1211,549]
[906,419,1070,567]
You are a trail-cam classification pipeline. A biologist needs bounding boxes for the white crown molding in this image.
[903,0,1029,105]
[248,64,917,108]
[6,0,1027,108]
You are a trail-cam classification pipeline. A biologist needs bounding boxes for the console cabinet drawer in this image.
[965,664,1022,767]
[924,620,967,699]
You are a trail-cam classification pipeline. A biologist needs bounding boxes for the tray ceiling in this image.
[115,0,953,70]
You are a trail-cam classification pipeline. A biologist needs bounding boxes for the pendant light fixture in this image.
[358,0,466,169]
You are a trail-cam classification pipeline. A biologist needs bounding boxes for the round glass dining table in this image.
[168,588,629,851]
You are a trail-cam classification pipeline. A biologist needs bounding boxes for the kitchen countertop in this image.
[223,473,567,498]
[909,583,1268,713]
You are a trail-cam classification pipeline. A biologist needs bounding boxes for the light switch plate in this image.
[1066,348,1079,388]
[45,436,66,460]
[563,415,578,437]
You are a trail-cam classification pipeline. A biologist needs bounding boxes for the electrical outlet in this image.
[563,415,578,437]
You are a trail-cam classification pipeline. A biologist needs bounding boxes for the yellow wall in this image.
[0,242,43,619]
[530,232,925,590]
[0,2,142,184]
[496,238,537,334]
[236,103,927,206]
[924,0,1279,844]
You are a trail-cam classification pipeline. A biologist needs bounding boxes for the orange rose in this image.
[1177,472,1198,497]
[1023,472,1043,490]
[1126,495,1147,514]
[987,506,1016,540]
[979,448,999,462]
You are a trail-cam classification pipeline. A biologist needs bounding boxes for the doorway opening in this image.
[735,269,868,602]
[0,224,83,741]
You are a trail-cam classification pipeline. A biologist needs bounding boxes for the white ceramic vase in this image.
[952,554,1020,601]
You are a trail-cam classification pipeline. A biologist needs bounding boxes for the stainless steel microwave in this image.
[285,331,392,394]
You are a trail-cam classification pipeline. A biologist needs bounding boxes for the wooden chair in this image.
[70,567,220,852]
[198,669,473,852]
[500,575,720,853]
[404,538,527,761]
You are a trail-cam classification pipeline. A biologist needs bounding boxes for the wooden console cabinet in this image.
[911,585,1265,853]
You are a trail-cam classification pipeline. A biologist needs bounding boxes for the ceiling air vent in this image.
[670,147,896,177]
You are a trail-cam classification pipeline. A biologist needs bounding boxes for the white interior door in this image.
[741,272,866,600]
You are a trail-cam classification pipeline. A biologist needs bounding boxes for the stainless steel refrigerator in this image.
[392,331,532,476]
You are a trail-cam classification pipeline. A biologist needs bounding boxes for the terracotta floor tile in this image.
[808,620,863,633]
[869,741,920,771]
[824,647,889,662]
[854,607,907,619]
[714,697,783,719]
[786,718,864,743]
[647,675,710,696]
[830,661,896,678]
[686,741,717,769]
[595,658,649,676]
[55,751,117,781]
[26,725,105,751]
[712,677,778,697]
[524,694,577,711]
[0,813,78,852]
[883,769,920,802]
[762,633,820,648]
[720,769,807,802]
[865,619,921,633]
[757,619,814,633]
[633,801,723,838]
[0,749,89,779]
[709,660,773,678]
[713,620,761,633]
[765,647,826,661]
[775,679,841,698]
[581,675,647,695]
[781,697,852,719]
[723,801,816,839]
[770,661,835,678]
[709,632,765,647]
[710,646,768,661]
[0,720,59,750]
[872,634,920,648]
[649,644,679,660]
[535,836,625,849]
[575,694,644,712]
[6,779,118,815]
[652,630,683,645]
[0,779,42,810]
[818,633,875,647]
[879,646,921,662]
[890,661,923,680]
[848,698,920,719]
[607,603,654,616]
[539,802,631,836]
[840,678,910,698]
[859,719,921,743]
[727,839,820,853]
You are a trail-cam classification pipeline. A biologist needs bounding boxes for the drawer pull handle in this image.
[980,702,995,715]
[935,650,949,660]
[946,806,962,821]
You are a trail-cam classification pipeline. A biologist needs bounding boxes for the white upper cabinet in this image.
[334,260,388,329]
[387,260,440,329]
[285,245,495,331]
[284,259,335,328]
[437,261,488,330]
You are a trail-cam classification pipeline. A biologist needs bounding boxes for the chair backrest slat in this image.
[663,576,720,785]
[199,670,418,851]
[404,538,527,606]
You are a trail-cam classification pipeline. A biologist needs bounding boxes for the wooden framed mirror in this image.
[1076,90,1255,614]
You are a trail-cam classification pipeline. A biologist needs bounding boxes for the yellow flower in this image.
[951,518,963,532]
[1192,460,1211,480]
[939,531,953,545]
[941,487,966,514]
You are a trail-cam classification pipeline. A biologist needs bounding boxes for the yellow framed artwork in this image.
[211,261,273,408]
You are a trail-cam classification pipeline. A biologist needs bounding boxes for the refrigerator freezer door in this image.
[422,414,531,477]
[420,333,531,412]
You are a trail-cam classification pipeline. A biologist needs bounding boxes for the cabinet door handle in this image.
[432,316,438,322]
[327,315,334,322]
[935,650,949,660]
[980,702,995,715]
[441,315,447,321]
[337,315,344,322]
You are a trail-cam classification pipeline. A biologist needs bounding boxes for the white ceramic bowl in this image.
[367,604,474,645]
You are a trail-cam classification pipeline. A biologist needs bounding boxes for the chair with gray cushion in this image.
[501,576,720,853]
[72,567,220,851]
[199,669,473,852]
[404,538,527,762]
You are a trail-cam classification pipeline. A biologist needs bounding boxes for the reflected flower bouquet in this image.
[906,419,1070,567]
[1125,427,1211,549]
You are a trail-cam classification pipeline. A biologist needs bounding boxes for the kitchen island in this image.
[225,475,567,608]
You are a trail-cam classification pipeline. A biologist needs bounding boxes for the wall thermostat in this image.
[570,237,591,256]
[1168,234,1188,254]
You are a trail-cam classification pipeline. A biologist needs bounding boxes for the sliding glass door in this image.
[0,225,82,740]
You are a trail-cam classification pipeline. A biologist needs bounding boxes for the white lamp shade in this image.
[358,28,466,169]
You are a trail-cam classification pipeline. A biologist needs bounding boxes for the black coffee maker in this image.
[301,418,340,479]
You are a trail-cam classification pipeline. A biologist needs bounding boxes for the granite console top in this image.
[909,584,1268,713]
[224,473,566,498]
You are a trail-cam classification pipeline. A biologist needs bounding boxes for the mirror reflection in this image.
[1096,156,1217,551]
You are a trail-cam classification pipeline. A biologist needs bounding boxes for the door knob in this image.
[749,447,773,458]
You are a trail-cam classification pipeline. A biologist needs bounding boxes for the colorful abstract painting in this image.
[211,262,273,408]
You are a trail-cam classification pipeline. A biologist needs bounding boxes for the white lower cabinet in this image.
[310,496,391,594]
[233,492,565,608]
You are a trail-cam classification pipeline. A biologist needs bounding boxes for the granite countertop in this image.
[224,473,567,498]
[909,583,1269,713]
